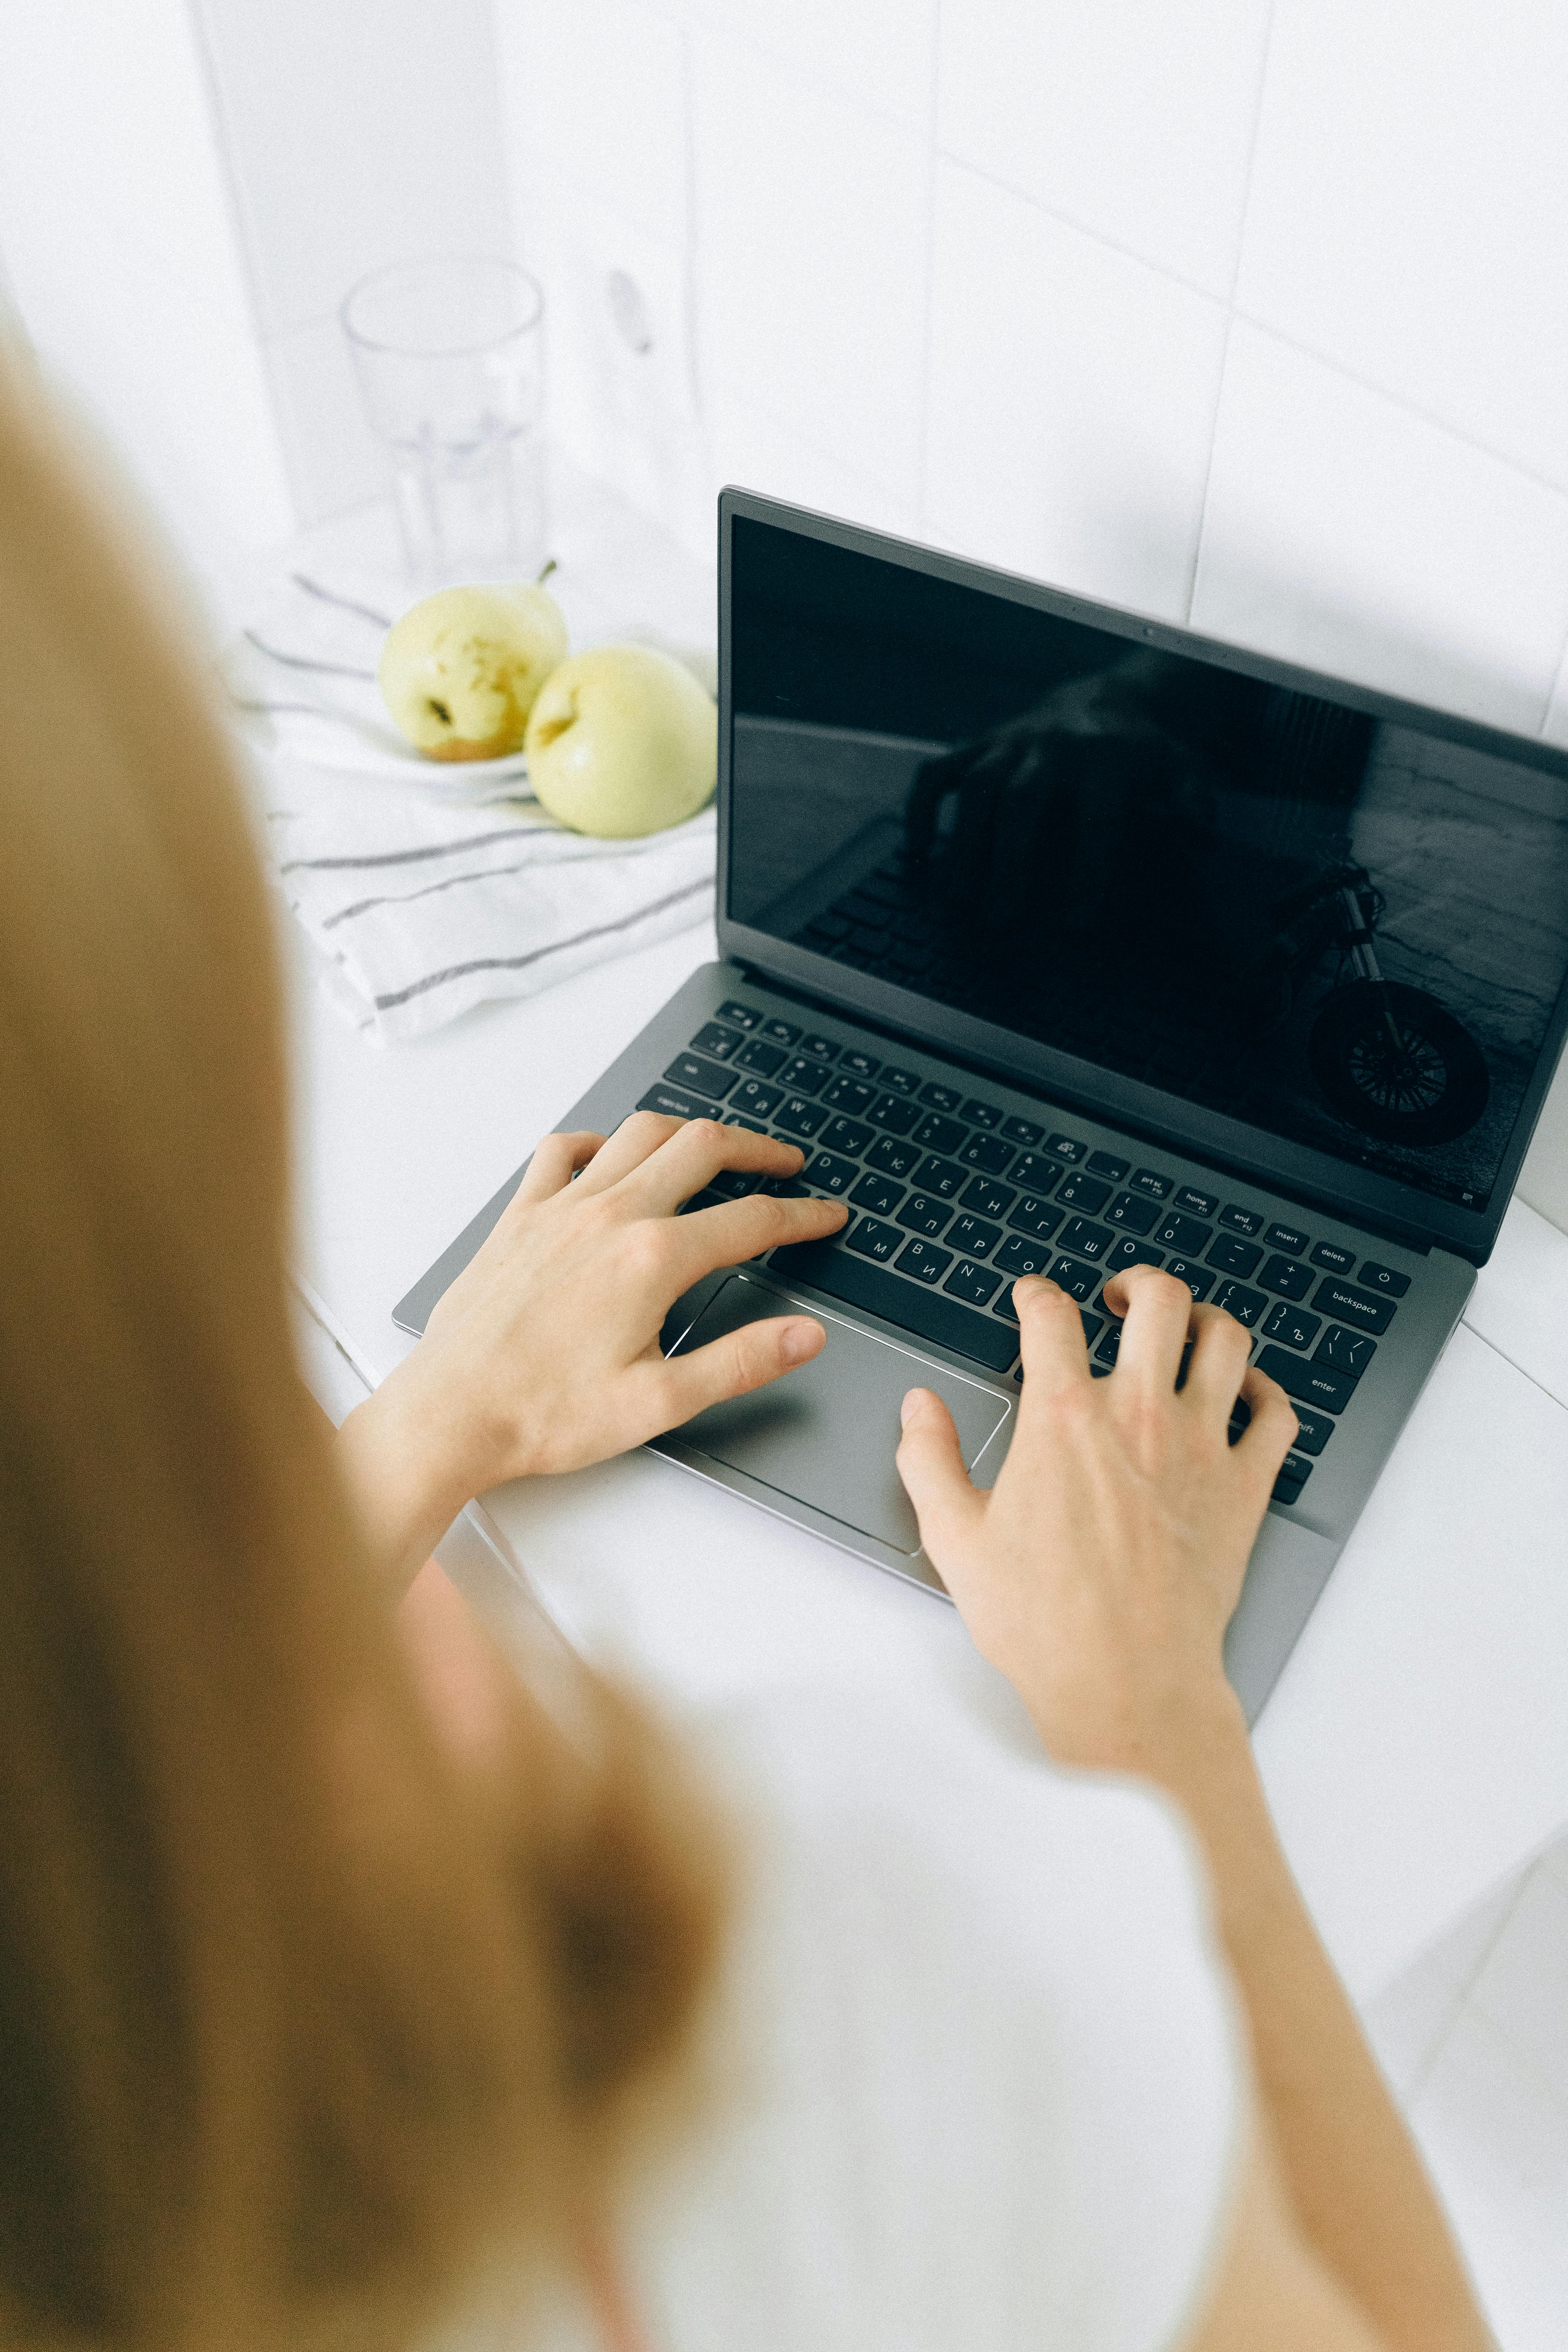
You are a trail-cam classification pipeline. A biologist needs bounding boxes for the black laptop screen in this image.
[726,513,1568,1214]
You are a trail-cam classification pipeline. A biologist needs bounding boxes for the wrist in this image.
[337,1356,485,1601]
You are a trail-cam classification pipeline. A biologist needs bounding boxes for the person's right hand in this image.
[894,1266,1298,1775]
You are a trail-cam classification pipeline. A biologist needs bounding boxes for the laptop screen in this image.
[724,508,1568,1221]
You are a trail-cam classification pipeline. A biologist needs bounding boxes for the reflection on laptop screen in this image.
[728,514,1568,1214]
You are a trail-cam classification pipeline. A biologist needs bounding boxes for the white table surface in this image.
[262,463,1568,2009]
[286,896,1568,2008]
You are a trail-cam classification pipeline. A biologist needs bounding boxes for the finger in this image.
[1099,1265,1195,1399]
[895,1387,985,1556]
[620,1115,807,1214]
[1013,1276,1092,1409]
[1181,1301,1257,1425]
[568,1109,687,1195]
[669,1188,847,1279]
[514,1130,605,1204]
[648,1311,828,1428]
[1233,1363,1300,1486]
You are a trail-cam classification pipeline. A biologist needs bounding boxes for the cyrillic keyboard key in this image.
[1260,1254,1314,1302]
[1164,1256,1215,1302]
[1106,1192,1158,1234]
[1155,1211,1211,1254]
[1049,1256,1100,1304]
[1212,1281,1268,1329]
[961,1175,1017,1220]
[1008,1196,1064,1242]
[1104,1237,1164,1276]
[820,1115,874,1156]
[1313,1279,1395,1335]
[730,1078,783,1120]
[911,1111,967,1155]
[821,1073,877,1115]
[774,1096,828,1140]
[914,1154,966,1200]
[769,1239,1020,1370]
[1262,1303,1321,1351]
[896,1237,953,1286]
[945,1259,1001,1306]
[949,1213,1001,1257]
[1056,1171,1111,1213]
[801,1151,858,1195]
[691,1022,744,1059]
[896,1193,952,1239]
[1317,1325,1376,1377]
[1096,1325,1122,1366]
[1257,1345,1355,1414]
[995,1233,1054,1280]
[842,1219,901,1265]
[870,1092,920,1135]
[960,1133,1016,1176]
[1358,1261,1411,1296]
[866,1134,921,1179]
[1010,1155,1061,1194]
[1058,1217,1112,1262]
[1207,1234,1262,1278]
[849,1171,905,1218]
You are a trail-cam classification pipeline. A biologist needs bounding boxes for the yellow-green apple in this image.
[378,579,567,761]
[524,645,717,837]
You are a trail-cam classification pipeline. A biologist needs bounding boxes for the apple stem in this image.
[535,557,559,586]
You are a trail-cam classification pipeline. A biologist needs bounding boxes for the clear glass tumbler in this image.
[342,256,547,583]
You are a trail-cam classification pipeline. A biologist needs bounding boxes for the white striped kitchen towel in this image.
[262,761,716,1044]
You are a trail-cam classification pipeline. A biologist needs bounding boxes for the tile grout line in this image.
[912,0,943,541]
[1460,1315,1568,1419]
[1186,0,1279,626]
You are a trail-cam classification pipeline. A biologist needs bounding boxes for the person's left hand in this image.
[336,1112,846,1593]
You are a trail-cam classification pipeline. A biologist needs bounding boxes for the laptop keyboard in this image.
[642,998,1413,1511]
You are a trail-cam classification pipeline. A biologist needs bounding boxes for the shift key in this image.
[1257,1343,1356,1415]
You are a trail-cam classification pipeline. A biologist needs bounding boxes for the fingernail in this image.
[780,1320,822,1366]
[900,1390,919,1427]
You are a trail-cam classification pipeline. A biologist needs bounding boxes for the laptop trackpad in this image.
[667,1272,1012,1556]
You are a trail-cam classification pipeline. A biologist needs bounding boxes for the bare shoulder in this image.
[1181,2107,1389,2352]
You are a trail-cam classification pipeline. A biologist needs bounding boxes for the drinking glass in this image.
[342,256,547,583]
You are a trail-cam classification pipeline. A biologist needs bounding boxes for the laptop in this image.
[395,489,1568,1721]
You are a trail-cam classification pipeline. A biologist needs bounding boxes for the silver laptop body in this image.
[396,492,1568,1722]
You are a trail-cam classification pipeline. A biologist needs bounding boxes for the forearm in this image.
[1156,1696,1491,2352]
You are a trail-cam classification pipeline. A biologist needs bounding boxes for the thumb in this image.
[653,1312,826,1426]
[896,1387,983,1553]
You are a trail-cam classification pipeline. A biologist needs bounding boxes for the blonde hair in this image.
[0,380,723,2349]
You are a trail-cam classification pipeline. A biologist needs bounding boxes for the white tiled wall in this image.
[499,0,1568,749]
